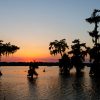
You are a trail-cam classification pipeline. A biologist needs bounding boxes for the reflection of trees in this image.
[89,78,100,99]
[0,40,19,61]
[27,78,39,100]
[86,9,100,76]
[72,77,87,100]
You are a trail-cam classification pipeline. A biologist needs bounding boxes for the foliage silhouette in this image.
[0,40,20,61]
[49,39,69,57]
[68,39,87,73]
[49,39,70,75]
[86,9,100,76]
[86,9,100,46]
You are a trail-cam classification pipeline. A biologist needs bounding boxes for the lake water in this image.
[0,66,100,100]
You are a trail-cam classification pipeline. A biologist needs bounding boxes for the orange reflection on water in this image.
[1,66,59,77]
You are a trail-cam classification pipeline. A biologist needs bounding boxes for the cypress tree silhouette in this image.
[49,39,70,75]
[86,9,100,76]
[49,39,68,57]
[68,39,87,74]
[0,40,20,75]
[0,40,20,61]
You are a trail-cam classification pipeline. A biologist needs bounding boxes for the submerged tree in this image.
[49,39,69,57]
[59,53,71,75]
[0,40,20,61]
[49,39,70,75]
[68,39,87,74]
[86,9,100,76]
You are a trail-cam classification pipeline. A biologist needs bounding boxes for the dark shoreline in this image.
[0,62,92,67]
[0,62,59,66]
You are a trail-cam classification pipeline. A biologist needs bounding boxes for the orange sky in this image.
[0,1,99,62]
[1,48,59,62]
[2,56,59,62]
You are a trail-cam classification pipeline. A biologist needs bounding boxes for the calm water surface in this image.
[0,66,100,100]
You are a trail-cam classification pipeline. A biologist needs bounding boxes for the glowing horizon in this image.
[2,55,59,62]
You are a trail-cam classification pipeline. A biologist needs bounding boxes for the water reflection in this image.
[0,66,100,100]
[89,77,100,100]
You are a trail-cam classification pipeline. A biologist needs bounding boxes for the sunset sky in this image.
[0,0,100,62]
